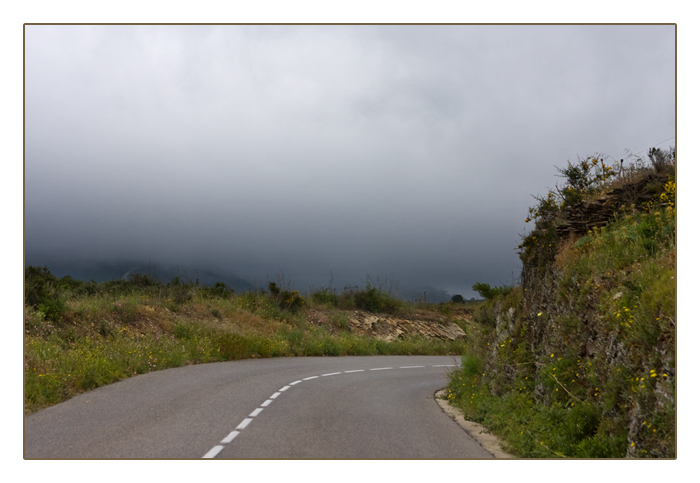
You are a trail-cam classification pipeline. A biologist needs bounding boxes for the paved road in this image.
[24,355,493,459]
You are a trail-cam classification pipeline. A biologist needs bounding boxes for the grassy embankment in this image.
[24,272,473,414]
[446,148,676,458]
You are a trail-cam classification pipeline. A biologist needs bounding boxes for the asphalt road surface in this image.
[24,355,494,459]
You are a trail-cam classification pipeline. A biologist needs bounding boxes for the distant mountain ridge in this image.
[23,259,255,292]
[24,259,465,303]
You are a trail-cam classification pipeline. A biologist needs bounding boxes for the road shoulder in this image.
[434,388,514,458]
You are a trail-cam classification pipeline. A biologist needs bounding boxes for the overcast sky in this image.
[23,24,675,297]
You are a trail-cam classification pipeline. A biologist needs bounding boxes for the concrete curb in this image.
[435,388,515,458]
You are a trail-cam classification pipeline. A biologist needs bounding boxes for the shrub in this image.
[353,285,382,312]
[25,265,58,307]
[310,288,339,307]
[353,284,403,314]
[37,298,66,323]
[279,290,305,313]
[555,155,616,204]
[208,282,232,299]
[25,266,66,322]
[268,282,281,295]
[127,273,160,288]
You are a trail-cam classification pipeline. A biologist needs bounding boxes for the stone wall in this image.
[556,172,666,237]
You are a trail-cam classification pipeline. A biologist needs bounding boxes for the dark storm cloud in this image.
[24,24,675,297]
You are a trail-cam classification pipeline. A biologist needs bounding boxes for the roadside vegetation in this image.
[24,270,473,414]
[446,147,676,458]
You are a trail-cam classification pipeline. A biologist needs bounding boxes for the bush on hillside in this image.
[207,281,233,298]
[353,284,403,314]
[310,287,339,307]
[262,282,303,313]
[279,290,305,313]
[24,266,66,322]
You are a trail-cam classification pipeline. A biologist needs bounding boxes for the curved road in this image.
[24,355,493,459]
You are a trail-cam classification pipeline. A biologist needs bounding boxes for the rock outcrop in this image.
[346,311,466,342]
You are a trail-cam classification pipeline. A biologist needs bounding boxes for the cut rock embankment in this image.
[345,311,467,342]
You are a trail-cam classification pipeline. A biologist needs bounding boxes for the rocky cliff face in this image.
[478,177,675,457]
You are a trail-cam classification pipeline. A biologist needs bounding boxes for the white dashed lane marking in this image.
[203,445,224,459]
[236,418,253,430]
[220,431,240,444]
[202,363,457,458]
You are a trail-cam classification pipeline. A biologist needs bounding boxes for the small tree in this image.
[472,282,513,301]
[268,281,281,295]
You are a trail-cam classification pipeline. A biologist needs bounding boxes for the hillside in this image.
[447,149,676,458]
[23,271,473,415]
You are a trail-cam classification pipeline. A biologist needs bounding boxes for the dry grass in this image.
[554,233,581,271]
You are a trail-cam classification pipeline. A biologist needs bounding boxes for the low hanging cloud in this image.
[24,24,675,298]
